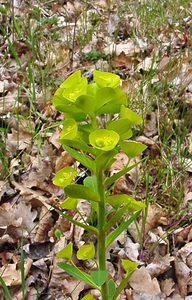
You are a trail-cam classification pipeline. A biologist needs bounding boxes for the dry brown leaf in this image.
[104,41,140,56]
[55,151,76,172]
[0,258,32,286]
[118,237,140,262]
[146,254,174,278]
[174,242,192,297]
[7,128,32,153]
[11,181,51,209]
[74,200,91,248]
[144,204,167,233]
[0,202,37,233]
[137,56,157,72]
[34,206,53,243]
[129,266,161,299]
[160,278,175,297]
[144,111,158,137]
[174,224,192,244]
[112,51,134,69]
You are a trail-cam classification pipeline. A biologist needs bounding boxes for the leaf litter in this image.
[0,0,192,299]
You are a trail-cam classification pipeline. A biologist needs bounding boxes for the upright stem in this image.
[97,169,108,300]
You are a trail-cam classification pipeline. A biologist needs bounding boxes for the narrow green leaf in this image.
[106,211,141,248]
[77,243,95,260]
[60,197,78,210]
[90,270,107,286]
[107,279,116,300]
[56,242,73,260]
[89,129,119,151]
[95,149,118,171]
[65,184,100,202]
[104,205,129,232]
[94,70,120,88]
[0,277,12,300]
[120,141,147,158]
[60,139,95,155]
[56,210,98,235]
[53,167,78,187]
[120,106,143,125]
[57,262,99,289]
[81,294,94,300]
[64,145,96,172]
[105,160,144,188]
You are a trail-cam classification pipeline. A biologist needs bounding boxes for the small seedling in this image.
[52,70,147,300]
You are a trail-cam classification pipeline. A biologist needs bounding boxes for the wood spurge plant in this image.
[52,70,147,300]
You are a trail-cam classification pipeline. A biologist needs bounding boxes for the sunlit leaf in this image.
[60,197,78,210]
[94,70,120,88]
[64,145,96,172]
[120,106,143,124]
[65,184,100,202]
[125,198,145,212]
[121,259,139,275]
[77,243,95,260]
[75,95,96,114]
[60,70,82,89]
[56,242,73,260]
[106,118,132,139]
[120,141,147,158]
[53,166,78,187]
[95,87,116,111]
[89,129,119,151]
[96,88,127,114]
[106,194,132,209]
[59,119,78,140]
[90,270,107,286]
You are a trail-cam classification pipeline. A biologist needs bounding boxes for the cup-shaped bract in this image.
[94,70,120,88]
[89,129,120,151]
[59,119,78,141]
[53,166,78,187]
[77,242,95,260]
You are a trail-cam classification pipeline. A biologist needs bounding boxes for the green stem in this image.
[90,114,97,130]
[96,169,108,300]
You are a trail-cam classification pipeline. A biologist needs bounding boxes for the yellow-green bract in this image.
[53,166,77,187]
[89,129,120,151]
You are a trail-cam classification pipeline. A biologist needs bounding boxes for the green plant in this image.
[51,70,147,300]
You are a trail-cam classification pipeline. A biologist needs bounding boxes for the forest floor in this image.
[0,0,192,299]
